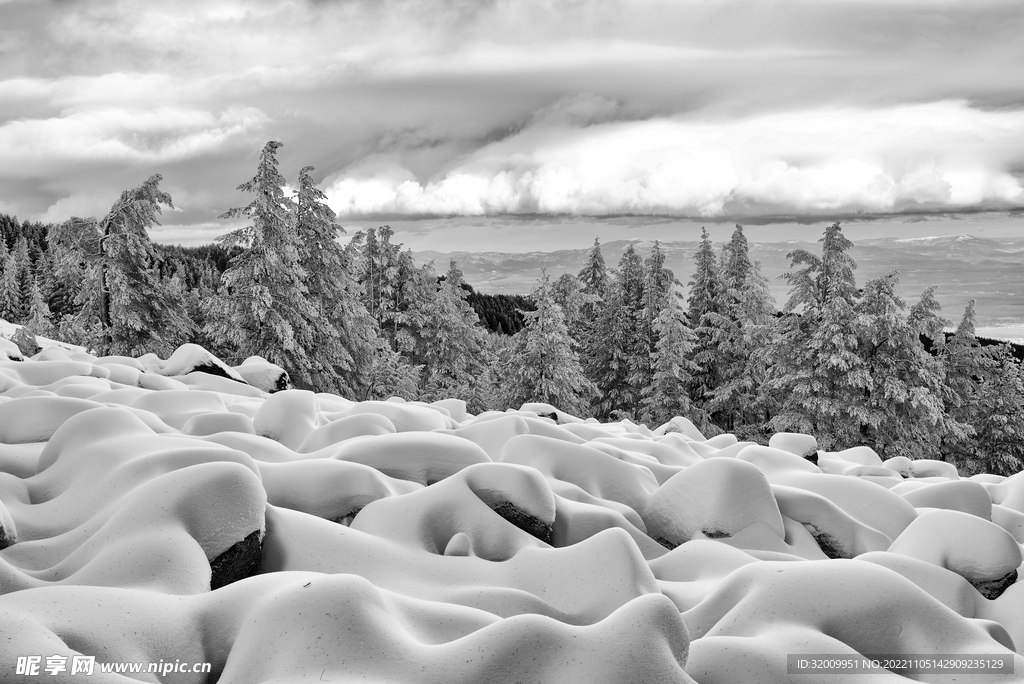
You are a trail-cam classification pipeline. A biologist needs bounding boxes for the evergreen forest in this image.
[2,141,1022,476]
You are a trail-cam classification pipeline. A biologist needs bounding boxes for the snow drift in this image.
[1,338,1023,683]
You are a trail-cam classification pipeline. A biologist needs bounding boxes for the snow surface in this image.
[0,336,1023,682]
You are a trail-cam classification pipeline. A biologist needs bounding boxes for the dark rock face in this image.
[972,569,1018,600]
[811,531,847,559]
[273,371,291,393]
[803,451,819,466]
[0,523,12,551]
[210,530,263,590]
[11,328,39,358]
[491,502,553,545]
[702,529,731,539]
[655,537,678,550]
[190,363,248,384]
[332,508,362,527]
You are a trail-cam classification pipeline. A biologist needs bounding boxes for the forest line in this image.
[0,141,1021,475]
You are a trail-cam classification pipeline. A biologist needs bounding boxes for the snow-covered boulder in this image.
[0,336,23,361]
[233,355,291,393]
[888,509,1022,598]
[253,389,319,450]
[643,457,785,548]
[767,431,818,458]
[155,343,248,384]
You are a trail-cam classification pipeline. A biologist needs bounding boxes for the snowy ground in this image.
[1,331,1024,682]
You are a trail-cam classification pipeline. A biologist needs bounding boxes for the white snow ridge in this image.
[1,340,1023,683]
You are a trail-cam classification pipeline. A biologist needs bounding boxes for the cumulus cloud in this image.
[4,0,1024,236]
[325,100,1024,218]
[0,105,268,175]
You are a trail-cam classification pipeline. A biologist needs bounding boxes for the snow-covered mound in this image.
[1,341,1023,682]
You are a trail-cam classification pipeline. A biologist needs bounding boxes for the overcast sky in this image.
[2,0,1024,249]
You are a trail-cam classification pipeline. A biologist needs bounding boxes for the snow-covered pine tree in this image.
[587,245,645,420]
[551,272,588,337]
[936,299,1024,473]
[359,225,404,338]
[50,175,192,356]
[23,277,55,338]
[686,228,726,416]
[206,141,319,383]
[0,250,23,323]
[964,342,1024,476]
[294,165,378,395]
[764,222,866,449]
[722,224,752,292]
[575,237,611,390]
[853,272,947,459]
[708,226,777,437]
[634,241,677,405]
[578,236,610,302]
[639,300,702,428]
[10,237,33,322]
[502,272,595,415]
[364,341,423,401]
[417,260,496,411]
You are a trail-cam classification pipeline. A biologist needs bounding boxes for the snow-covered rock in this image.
[0,346,1022,682]
[233,355,291,393]
[644,457,785,548]
[888,509,1022,597]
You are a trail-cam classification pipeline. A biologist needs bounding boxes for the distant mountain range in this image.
[413,234,1024,327]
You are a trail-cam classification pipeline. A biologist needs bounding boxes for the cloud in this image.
[0,104,268,175]
[4,0,1024,239]
[324,100,1024,218]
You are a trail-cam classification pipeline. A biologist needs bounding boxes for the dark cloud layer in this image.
[1,0,1023,245]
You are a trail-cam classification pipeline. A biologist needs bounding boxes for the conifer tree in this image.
[764,222,865,449]
[853,273,946,458]
[551,272,587,336]
[50,174,192,356]
[364,342,422,401]
[23,277,55,338]
[503,273,595,415]
[417,260,496,410]
[709,242,778,439]
[578,237,610,302]
[588,245,645,420]
[722,224,752,294]
[964,343,1024,476]
[686,228,725,414]
[938,300,1008,471]
[639,301,702,427]
[0,251,22,323]
[634,241,677,402]
[10,237,33,321]
[294,165,378,394]
[206,141,319,382]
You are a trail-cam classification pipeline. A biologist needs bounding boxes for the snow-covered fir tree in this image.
[588,245,645,420]
[502,273,595,415]
[49,175,192,356]
[765,222,867,449]
[294,165,377,395]
[0,249,24,323]
[686,228,725,417]
[852,273,947,459]
[634,241,677,395]
[708,226,777,438]
[639,300,701,427]
[417,260,496,411]
[206,141,320,383]
[23,277,55,339]
[939,300,1024,475]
